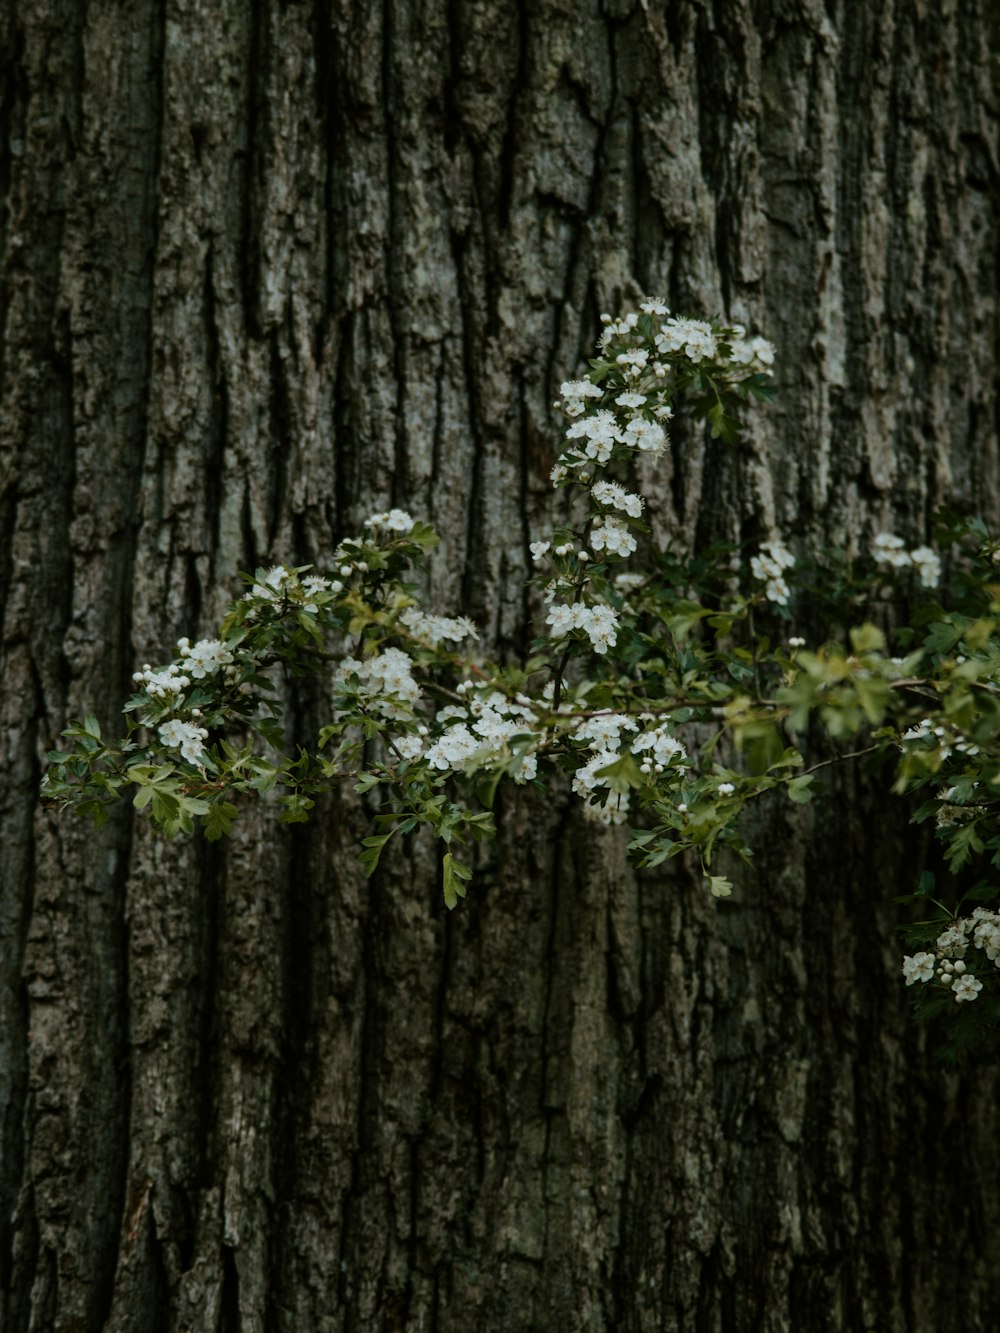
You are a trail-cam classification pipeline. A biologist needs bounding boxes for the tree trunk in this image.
[2,1,999,1329]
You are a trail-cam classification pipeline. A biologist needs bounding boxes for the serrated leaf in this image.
[203,802,239,842]
[442,851,472,909]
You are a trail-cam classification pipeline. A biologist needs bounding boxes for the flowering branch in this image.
[41,304,1000,1051]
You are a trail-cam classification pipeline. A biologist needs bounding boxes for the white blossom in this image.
[872,533,911,570]
[910,546,941,589]
[544,603,620,654]
[180,638,234,679]
[399,607,478,645]
[936,924,969,959]
[901,952,936,985]
[952,974,983,1003]
[251,566,290,601]
[654,317,717,363]
[335,647,423,720]
[591,516,638,559]
[591,480,644,518]
[158,718,208,765]
[365,508,416,534]
[134,663,191,698]
[632,724,688,767]
[574,713,638,749]
[621,416,666,456]
[750,541,795,607]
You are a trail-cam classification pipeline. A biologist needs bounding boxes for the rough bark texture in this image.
[2,1,1000,1330]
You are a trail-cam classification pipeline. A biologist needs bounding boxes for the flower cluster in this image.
[365,508,417,534]
[48,298,1000,1063]
[901,906,1000,1003]
[158,718,209,765]
[873,533,941,588]
[421,690,540,783]
[750,541,795,606]
[544,602,620,654]
[132,662,191,699]
[177,638,234,678]
[399,608,478,646]
[249,565,342,609]
[335,647,423,721]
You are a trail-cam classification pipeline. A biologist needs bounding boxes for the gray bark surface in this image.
[2,1,999,1329]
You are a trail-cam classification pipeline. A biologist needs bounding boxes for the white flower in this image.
[560,379,603,401]
[391,734,426,762]
[425,724,481,771]
[302,574,339,605]
[936,924,968,959]
[751,541,795,606]
[615,572,646,592]
[575,714,639,749]
[591,516,638,559]
[544,603,620,653]
[530,541,551,563]
[135,663,191,698]
[399,608,478,646]
[717,782,736,796]
[335,647,423,719]
[910,546,941,589]
[365,508,416,534]
[632,725,688,767]
[901,952,936,985]
[158,718,209,765]
[872,533,912,570]
[729,333,776,372]
[251,566,290,600]
[572,749,620,796]
[592,480,644,518]
[182,639,234,679]
[615,392,647,409]
[565,409,622,464]
[616,348,649,379]
[952,974,984,1003]
[621,416,666,456]
[654,317,717,363]
[582,604,619,654]
[639,297,669,315]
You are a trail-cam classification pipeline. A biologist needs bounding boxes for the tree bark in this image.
[2,1,999,1329]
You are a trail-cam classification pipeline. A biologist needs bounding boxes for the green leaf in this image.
[665,601,711,642]
[944,822,985,872]
[359,832,391,877]
[442,851,473,910]
[708,875,734,898]
[786,774,815,804]
[594,752,644,794]
[849,623,886,655]
[203,802,239,842]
